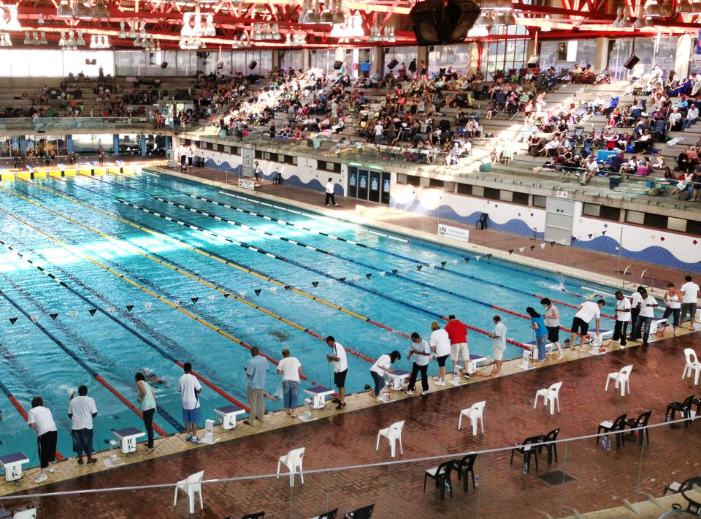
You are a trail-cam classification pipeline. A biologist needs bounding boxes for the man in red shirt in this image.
[445,314,470,380]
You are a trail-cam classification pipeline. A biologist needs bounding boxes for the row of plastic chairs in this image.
[225,505,375,519]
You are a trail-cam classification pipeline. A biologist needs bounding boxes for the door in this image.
[348,167,358,198]
[381,172,391,205]
[369,171,381,203]
[544,196,576,246]
[358,169,369,200]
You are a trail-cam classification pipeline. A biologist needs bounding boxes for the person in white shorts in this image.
[488,315,507,378]
[444,314,470,379]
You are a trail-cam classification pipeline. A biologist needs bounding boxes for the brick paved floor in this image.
[173,167,691,290]
[3,334,700,519]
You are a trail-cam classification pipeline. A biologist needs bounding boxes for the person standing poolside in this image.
[326,336,347,410]
[135,372,157,453]
[630,286,645,330]
[27,396,57,484]
[369,351,401,401]
[681,275,700,330]
[612,291,631,347]
[405,332,431,396]
[178,362,202,443]
[629,288,658,346]
[68,385,97,465]
[487,316,507,377]
[540,298,564,359]
[244,346,269,426]
[429,321,451,386]
[526,307,548,363]
[325,178,338,207]
[277,349,302,418]
[445,314,470,379]
[569,299,605,350]
[658,283,682,337]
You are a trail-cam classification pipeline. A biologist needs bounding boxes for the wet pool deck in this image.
[1,166,699,519]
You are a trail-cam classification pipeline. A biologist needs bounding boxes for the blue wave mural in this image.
[392,197,701,274]
[391,197,544,238]
[204,159,335,194]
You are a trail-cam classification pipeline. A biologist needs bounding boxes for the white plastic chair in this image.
[375,420,405,458]
[173,470,204,514]
[13,510,37,519]
[683,348,701,385]
[277,447,305,486]
[605,365,633,396]
[458,401,486,435]
[533,382,562,415]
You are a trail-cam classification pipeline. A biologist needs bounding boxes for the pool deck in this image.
[1,165,700,518]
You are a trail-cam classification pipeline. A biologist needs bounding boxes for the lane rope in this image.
[0,237,247,409]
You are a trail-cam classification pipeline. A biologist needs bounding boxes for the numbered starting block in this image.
[113,427,145,454]
[304,385,334,409]
[386,369,411,390]
[519,345,537,370]
[0,452,29,482]
[586,330,613,355]
[214,405,246,430]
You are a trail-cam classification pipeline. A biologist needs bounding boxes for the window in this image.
[484,187,500,200]
[284,155,295,164]
[397,174,408,184]
[512,192,529,205]
[625,210,645,225]
[457,183,472,195]
[599,206,621,222]
[499,191,513,202]
[217,144,225,152]
[687,219,701,236]
[582,203,601,217]
[479,25,529,76]
[407,175,421,186]
[643,213,667,230]
[668,217,687,232]
[255,150,263,159]
[532,195,547,208]
[429,178,444,189]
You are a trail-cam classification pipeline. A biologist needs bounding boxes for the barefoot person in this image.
[178,362,202,442]
[681,275,700,330]
[526,307,548,363]
[658,283,681,337]
[445,314,470,379]
[487,315,507,377]
[569,299,605,350]
[68,385,97,466]
[429,321,451,386]
[540,298,564,359]
[277,348,302,418]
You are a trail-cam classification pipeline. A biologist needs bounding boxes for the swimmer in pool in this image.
[136,369,170,388]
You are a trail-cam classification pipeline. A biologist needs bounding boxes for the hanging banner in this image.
[437,224,470,243]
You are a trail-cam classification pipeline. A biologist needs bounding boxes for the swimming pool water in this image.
[0,171,627,465]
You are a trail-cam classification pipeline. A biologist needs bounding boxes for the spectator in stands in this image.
[684,103,699,130]
[580,156,599,185]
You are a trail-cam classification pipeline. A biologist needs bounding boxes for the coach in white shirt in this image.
[68,385,98,465]
[569,299,606,350]
[681,275,700,329]
[612,290,631,347]
[326,336,347,409]
[325,178,338,207]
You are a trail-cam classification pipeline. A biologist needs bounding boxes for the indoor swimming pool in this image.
[0,171,628,464]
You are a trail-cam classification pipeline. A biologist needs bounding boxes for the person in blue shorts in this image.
[178,362,202,444]
[526,307,548,363]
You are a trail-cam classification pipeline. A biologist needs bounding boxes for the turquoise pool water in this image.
[0,171,623,465]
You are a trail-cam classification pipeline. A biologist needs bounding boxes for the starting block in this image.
[586,330,613,355]
[0,452,29,482]
[386,369,411,390]
[519,344,537,370]
[304,385,334,409]
[467,354,487,375]
[112,427,145,454]
[214,405,246,430]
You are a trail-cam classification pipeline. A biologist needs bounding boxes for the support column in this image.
[66,135,73,155]
[164,135,172,158]
[594,38,610,73]
[112,134,120,156]
[272,49,280,72]
[140,134,147,157]
[19,136,26,155]
[373,47,384,76]
[418,46,429,73]
[466,42,480,77]
[302,49,311,71]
